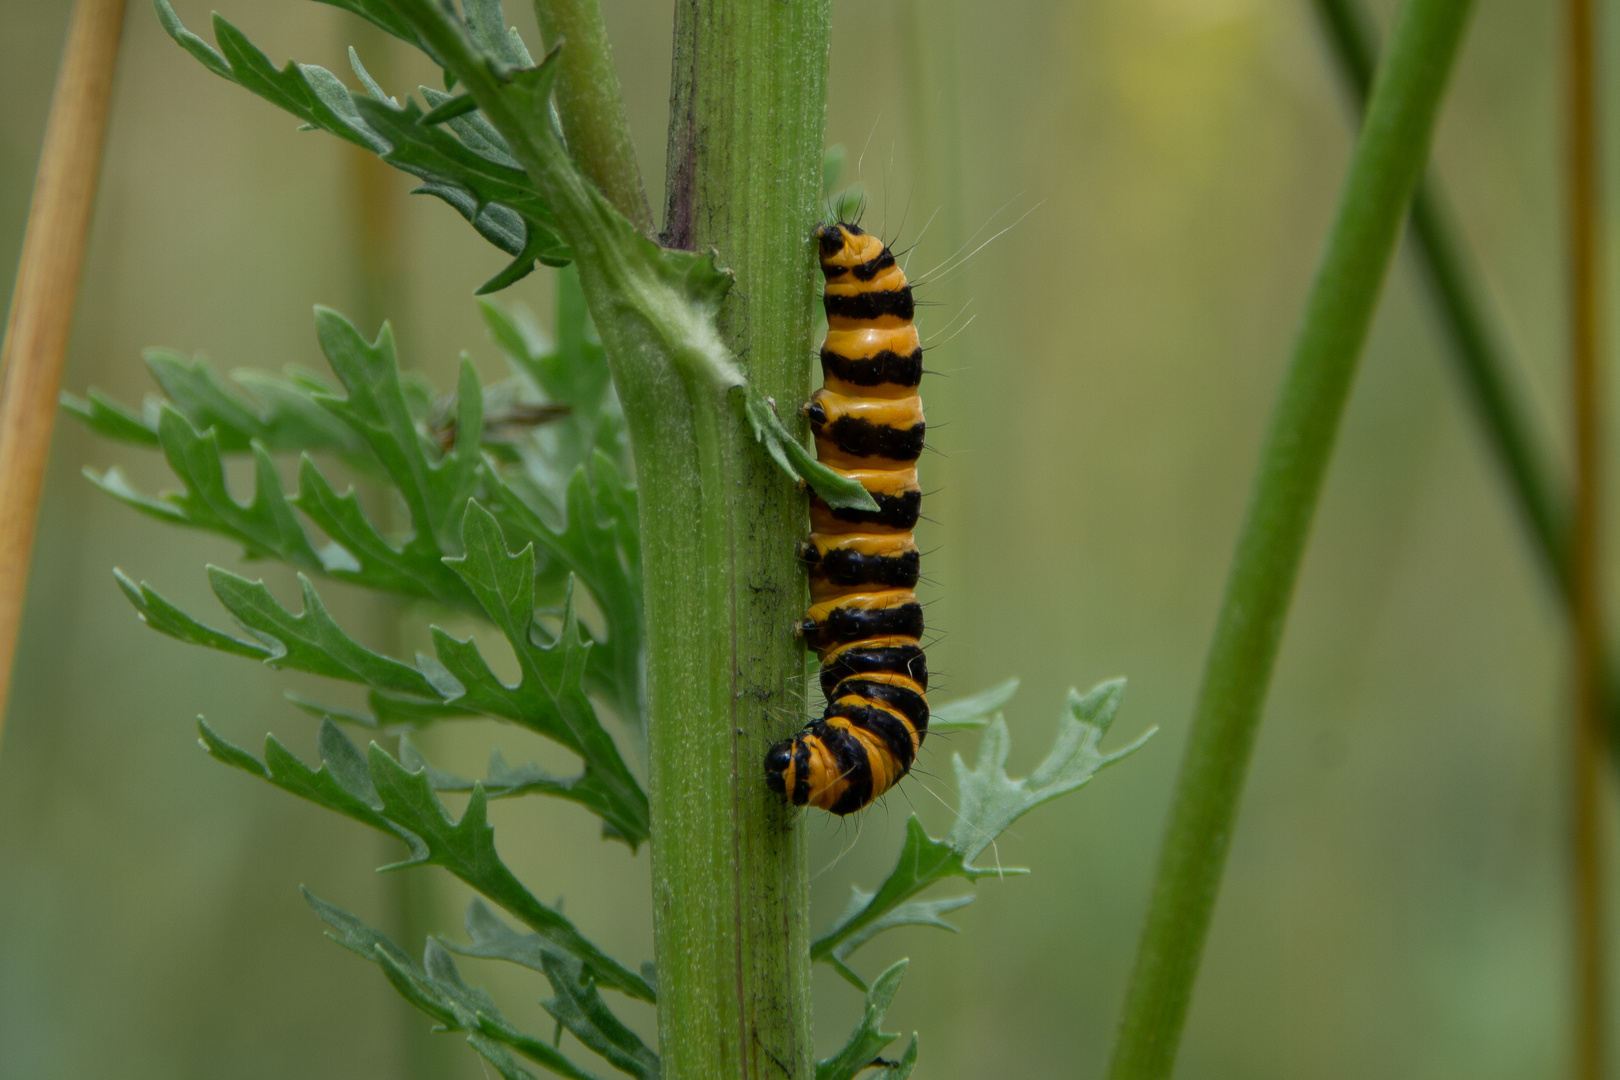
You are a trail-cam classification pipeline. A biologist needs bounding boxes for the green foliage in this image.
[203,719,653,1000]
[78,295,648,843]
[304,890,609,1080]
[153,0,567,292]
[741,387,879,513]
[928,676,1019,731]
[816,961,915,1080]
[946,679,1149,862]
[73,286,635,658]
[450,898,661,1080]
[812,679,1154,990]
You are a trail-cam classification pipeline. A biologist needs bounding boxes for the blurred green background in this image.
[0,0,1596,1075]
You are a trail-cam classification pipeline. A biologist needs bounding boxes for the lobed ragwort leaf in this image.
[204,720,651,1001]
[304,889,603,1080]
[812,678,1154,985]
[816,960,912,1080]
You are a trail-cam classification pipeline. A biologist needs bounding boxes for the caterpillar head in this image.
[764,738,795,797]
[814,220,865,260]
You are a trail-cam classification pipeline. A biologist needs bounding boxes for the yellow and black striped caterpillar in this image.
[765,221,928,815]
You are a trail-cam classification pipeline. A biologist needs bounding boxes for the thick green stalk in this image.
[532,0,654,233]
[1105,0,1475,1076]
[1311,0,1571,601]
[650,3,830,1078]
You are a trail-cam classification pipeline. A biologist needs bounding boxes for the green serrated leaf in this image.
[114,570,270,659]
[538,950,660,1080]
[77,348,367,456]
[461,0,527,67]
[91,403,337,567]
[471,1021,590,1080]
[420,92,481,124]
[198,719,428,861]
[206,566,445,698]
[436,504,647,843]
[208,8,383,149]
[60,389,159,446]
[481,276,628,481]
[78,315,616,614]
[310,0,432,59]
[740,385,878,513]
[144,349,274,450]
[353,95,569,278]
[77,345,492,606]
[869,1034,918,1080]
[311,311,482,557]
[930,677,1019,731]
[152,0,231,77]
[420,86,515,163]
[113,487,644,842]
[816,960,907,1080]
[86,465,186,524]
[945,677,1153,863]
[364,746,654,1000]
[348,47,394,103]
[154,407,325,571]
[302,890,601,1080]
[450,901,658,1080]
[155,0,562,279]
[811,815,1005,966]
[144,349,358,453]
[451,895,558,972]
[828,892,975,964]
[211,722,650,1005]
[481,461,642,728]
[814,679,1152,971]
[290,454,476,605]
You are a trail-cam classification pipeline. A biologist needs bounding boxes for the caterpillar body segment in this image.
[765,222,930,815]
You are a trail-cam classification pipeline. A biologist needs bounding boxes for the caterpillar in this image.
[765,220,928,815]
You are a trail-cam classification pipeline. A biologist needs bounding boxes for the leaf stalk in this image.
[532,0,654,233]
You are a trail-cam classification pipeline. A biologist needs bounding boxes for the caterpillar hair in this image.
[765,221,928,815]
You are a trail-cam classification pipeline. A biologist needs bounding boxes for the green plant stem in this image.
[1105,0,1475,1075]
[649,2,830,1077]
[1310,0,1570,605]
[532,0,654,234]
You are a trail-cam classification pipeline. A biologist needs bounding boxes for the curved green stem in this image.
[1311,0,1570,603]
[1312,0,1620,775]
[533,0,654,233]
[1106,0,1476,1075]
